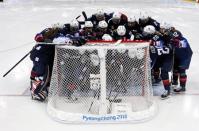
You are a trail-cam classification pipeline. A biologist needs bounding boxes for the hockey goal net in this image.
[47,41,157,123]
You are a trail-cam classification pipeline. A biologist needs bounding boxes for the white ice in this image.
[0,0,199,130]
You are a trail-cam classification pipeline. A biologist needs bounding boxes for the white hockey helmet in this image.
[70,20,79,28]
[160,21,172,29]
[102,34,113,41]
[84,21,93,28]
[128,17,136,23]
[95,9,105,21]
[117,25,126,36]
[139,11,149,20]
[98,20,108,28]
[112,12,121,19]
[143,25,156,34]
[96,9,104,16]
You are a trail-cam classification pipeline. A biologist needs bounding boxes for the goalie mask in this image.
[117,25,126,36]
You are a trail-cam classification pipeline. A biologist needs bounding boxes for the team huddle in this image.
[30,9,193,102]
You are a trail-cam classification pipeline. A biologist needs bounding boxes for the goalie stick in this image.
[2,42,65,77]
[2,14,83,78]
[3,49,32,77]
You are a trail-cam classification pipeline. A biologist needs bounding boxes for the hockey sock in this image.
[172,69,179,85]
[161,70,170,91]
[179,69,187,88]
[162,79,171,91]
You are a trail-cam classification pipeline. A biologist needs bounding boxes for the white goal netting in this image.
[47,41,157,123]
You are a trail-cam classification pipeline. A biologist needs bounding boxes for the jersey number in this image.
[157,47,170,55]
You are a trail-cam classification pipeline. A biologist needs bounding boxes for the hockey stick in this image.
[82,11,87,21]
[76,15,81,20]
[2,13,83,78]
[3,49,32,77]
[2,42,66,78]
[76,14,85,25]
[170,46,175,86]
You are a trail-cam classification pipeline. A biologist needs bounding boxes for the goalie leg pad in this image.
[30,65,50,102]
[31,90,48,102]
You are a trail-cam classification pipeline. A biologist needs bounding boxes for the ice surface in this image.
[0,0,199,130]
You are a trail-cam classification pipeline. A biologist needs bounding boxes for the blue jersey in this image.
[173,37,193,69]
[149,33,172,68]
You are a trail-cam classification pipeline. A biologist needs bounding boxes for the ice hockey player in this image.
[143,25,173,99]
[168,27,193,93]
[30,25,60,101]
[125,17,143,40]
[59,20,80,36]
[87,9,112,28]
[30,23,86,102]
[95,20,110,40]
[139,12,160,32]
[112,25,128,40]
[79,21,97,40]
[108,12,128,36]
